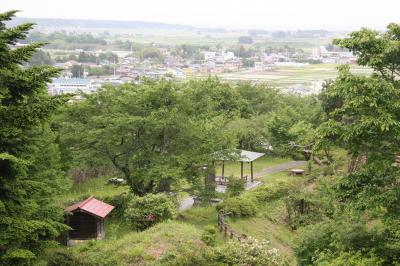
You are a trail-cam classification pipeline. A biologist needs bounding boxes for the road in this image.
[179,160,306,210]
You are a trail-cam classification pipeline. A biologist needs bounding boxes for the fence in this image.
[217,212,247,242]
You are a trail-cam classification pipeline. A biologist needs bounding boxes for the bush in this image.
[250,182,291,203]
[101,193,132,218]
[215,237,288,266]
[226,176,246,197]
[160,240,215,265]
[124,193,177,230]
[295,218,389,266]
[46,249,92,266]
[201,226,217,246]
[216,196,257,217]
[284,191,324,229]
[315,251,384,266]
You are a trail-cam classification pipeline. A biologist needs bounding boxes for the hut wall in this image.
[69,212,99,239]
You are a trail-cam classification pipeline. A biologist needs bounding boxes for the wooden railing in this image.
[217,212,247,242]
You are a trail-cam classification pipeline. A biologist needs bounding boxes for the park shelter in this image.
[66,196,114,241]
[218,149,264,183]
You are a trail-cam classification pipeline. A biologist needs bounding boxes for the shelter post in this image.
[251,161,253,182]
[240,161,243,179]
[222,160,225,182]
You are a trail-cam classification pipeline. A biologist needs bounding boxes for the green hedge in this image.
[216,196,257,217]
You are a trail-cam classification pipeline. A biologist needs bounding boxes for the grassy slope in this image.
[63,221,204,266]
[228,171,306,261]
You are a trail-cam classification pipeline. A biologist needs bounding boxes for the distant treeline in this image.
[8,17,196,30]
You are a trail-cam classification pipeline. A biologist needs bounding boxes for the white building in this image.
[254,62,264,71]
[48,78,97,95]
[203,51,235,62]
[203,51,216,61]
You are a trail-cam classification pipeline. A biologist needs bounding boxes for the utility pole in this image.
[113,57,116,78]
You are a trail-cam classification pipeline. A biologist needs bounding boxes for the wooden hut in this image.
[66,196,114,243]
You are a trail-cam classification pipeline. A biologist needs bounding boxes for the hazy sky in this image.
[1,0,399,30]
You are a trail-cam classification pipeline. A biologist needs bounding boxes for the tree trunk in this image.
[348,153,367,173]
[157,178,171,192]
[204,164,216,192]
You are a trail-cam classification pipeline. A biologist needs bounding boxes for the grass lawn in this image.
[57,175,129,204]
[177,206,226,244]
[261,170,305,185]
[215,156,292,178]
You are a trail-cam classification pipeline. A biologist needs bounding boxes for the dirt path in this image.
[179,160,305,210]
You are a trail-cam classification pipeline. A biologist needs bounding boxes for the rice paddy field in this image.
[211,63,372,90]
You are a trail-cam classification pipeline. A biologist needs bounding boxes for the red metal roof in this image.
[66,196,114,219]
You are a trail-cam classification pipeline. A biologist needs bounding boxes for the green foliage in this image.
[46,249,92,266]
[45,221,205,266]
[140,47,164,61]
[295,218,390,266]
[87,65,114,77]
[316,65,400,156]
[101,193,132,218]
[58,78,238,195]
[267,96,321,156]
[77,51,97,63]
[70,64,84,78]
[284,190,324,229]
[27,31,107,50]
[0,11,68,265]
[216,196,257,217]
[124,193,177,230]
[315,251,384,266]
[333,23,400,81]
[299,24,400,266]
[238,35,253,44]
[287,121,314,147]
[226,176,246,197]
[250,182,292,203]
[201,226,217,247]
[160,240,215,265]
[215,237,287,266]
[28,50,54,66]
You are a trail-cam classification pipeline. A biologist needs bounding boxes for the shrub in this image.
[322,165,334,176]
[284,191,324,229]
[124,193,177,230]
[46,249,92,266]
[250,182,291,203]
[201,226,217,246]
[101,193,132,218]
[216,196,257,217]
[295,218,388,266]
[226,176,246,197]
[215,237,288,266]
[315,251,384,266]
[160,240,215,265]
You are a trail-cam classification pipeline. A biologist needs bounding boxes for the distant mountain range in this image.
[9,17,198,31]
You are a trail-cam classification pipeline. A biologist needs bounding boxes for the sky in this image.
[1,0,399,30]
